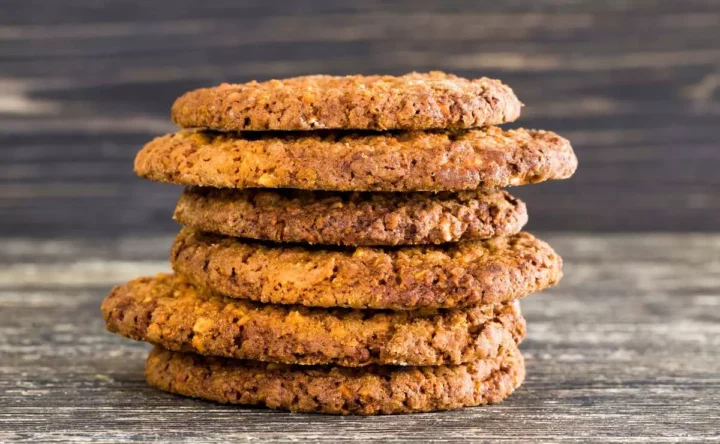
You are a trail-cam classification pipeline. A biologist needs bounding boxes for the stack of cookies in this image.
[101,72,577,415]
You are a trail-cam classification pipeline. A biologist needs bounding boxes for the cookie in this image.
[145,343,525,415]
[174,187,528,246]
[102,274,525,367]
[171,228,562,311]
[135,127,576,192]
[170,72,522,132]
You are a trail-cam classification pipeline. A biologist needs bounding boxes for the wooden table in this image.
[2,234,718,442]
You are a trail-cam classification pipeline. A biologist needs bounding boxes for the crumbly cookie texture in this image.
[102,274,525,367]
[170,72,522,131]
[170,228,562,311]
[174,187,528,246]
[134,127,576,192]
[145,343,525,415]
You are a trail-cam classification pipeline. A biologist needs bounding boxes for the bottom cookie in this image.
[145,343,525,415]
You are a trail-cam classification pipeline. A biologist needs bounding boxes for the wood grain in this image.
[1,0,719,236]
[1,233,718,442]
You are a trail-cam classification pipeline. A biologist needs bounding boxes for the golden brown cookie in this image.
[102,274,525,367]
[145,343,525,415]
[171,228,562,311]
[171,72,522,131]
[135,127,576,192]
[174,187,528,246]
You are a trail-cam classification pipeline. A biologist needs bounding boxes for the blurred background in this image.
[2,0,718,238]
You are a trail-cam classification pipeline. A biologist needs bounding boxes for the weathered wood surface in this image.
[1,233,718,442]
[1,0,719,236]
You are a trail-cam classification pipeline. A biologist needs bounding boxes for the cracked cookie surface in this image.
[171,72,522,131]
[171,228,563,310]
[102,274,525,367]
[174,187,527,246]
[135,127,576,192]
[145,343,525,415]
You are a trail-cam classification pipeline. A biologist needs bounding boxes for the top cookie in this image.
[171,72,522,131]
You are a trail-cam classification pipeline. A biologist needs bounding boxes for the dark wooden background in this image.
[2,0,719,238]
